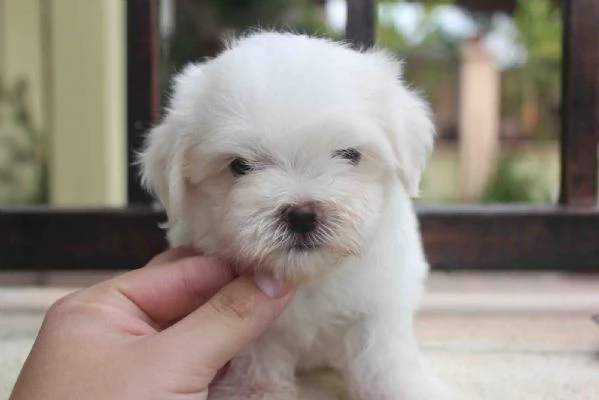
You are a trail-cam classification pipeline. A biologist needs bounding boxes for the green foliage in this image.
[376,2,461,124]
[504,0,563,140]
[480,156,546,203]
[211,0,289,29]
[514,0,561,61]
[0,79,48,204]
[209,0,336,35]
[512,0,562,94]
[377,1,463,55]
[166,0,334,66]
[163,0,337,102]
[390,0,454,10]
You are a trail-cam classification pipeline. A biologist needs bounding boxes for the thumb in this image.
[151,273,295,377]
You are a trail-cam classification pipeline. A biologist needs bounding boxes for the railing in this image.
[1,0,597,272]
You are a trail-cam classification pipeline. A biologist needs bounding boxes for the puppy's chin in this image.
[232,242,361,283]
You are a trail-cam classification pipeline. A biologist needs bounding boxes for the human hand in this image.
[9,248,295,400]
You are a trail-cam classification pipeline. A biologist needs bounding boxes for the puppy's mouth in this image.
[289,242,322,252]
[286,234,324,252]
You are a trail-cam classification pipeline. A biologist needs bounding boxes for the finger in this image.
[75,255,236,328]
[154,274,295,374]
[115,256,236,326]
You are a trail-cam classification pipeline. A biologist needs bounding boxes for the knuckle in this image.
[208,289,256,322]
[46,292,74,316]
[44,292,83,324]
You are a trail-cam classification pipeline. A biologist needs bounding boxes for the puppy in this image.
[139,31,452,400]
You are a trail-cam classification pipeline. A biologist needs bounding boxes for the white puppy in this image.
[139,32,451,400]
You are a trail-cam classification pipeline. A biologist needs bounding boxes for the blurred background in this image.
[0,0,568,206]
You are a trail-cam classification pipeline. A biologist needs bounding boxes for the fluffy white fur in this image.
[139,32,453,399]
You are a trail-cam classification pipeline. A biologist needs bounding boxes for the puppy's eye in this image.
[333,148,361,165]
[230,158,254,176]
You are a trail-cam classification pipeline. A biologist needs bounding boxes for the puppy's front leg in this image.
[343,318,453,400]
[208,336,298,400]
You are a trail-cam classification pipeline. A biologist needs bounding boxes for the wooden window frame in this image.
[1,0,597,272]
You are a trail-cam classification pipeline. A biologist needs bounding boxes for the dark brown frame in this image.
[1,0,597,271]
[127,0,160,206]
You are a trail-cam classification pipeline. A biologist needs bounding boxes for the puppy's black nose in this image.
[284,204,318,234]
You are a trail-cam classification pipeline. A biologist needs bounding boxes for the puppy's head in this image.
[139,32,434,282]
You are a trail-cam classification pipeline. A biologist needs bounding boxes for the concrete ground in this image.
[1,271,598,399]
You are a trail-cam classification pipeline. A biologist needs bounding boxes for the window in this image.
[1,0,597,272]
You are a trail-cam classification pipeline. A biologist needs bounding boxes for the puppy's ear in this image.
[384,81,435,198]
[137,63,207,226]
[138,120,187,227]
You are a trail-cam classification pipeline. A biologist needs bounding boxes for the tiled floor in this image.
[1,271,599,399]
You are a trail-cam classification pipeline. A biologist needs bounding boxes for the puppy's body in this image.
[270,187,427,371]
[141,32,452,399]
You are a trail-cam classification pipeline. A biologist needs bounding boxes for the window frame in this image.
[1,0,597,272]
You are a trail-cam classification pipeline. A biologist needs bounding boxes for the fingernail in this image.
[253,273,293,298]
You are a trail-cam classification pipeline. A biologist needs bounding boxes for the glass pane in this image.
[388,1,562,205]
[0,79,47,204]
[158,0,563,206]
[0,0,563,206]
[158,0,342,102]
[0,1,125,206]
